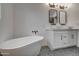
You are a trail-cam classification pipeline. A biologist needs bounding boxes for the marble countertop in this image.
[45,26,79,31]
[46,28,79,31]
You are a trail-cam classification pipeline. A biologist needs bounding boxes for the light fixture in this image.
[49,3,58,8]
[48,3,71,9]
[58,3,67,9]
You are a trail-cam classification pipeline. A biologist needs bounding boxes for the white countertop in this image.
[45,26,79,31]
[46,29,79,31]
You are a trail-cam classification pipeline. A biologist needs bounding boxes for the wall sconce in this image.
[58,3,67,9]
[48,3,71,9]
[59,5,67,9]
[49,3,58,8]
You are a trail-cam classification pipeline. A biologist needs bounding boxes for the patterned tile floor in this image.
[38,46,79,56]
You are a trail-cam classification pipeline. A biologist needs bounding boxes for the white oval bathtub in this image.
[0,36,44,56]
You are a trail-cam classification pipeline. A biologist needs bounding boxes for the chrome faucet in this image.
[32,30,38,35]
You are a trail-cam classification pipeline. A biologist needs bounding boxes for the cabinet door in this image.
[54,31,70,48]
[46,31,55,49]
[54,31,64,48]
[69,31,77,45]
[61,31,70,47]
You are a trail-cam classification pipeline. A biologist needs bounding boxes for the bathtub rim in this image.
[0,36,44,50]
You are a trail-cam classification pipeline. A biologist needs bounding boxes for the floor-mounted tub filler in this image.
[0,36,44,56]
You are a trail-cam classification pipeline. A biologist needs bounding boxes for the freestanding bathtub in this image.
[0,36,44,56]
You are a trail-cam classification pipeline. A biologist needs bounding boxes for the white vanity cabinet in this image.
[46,30,77,50]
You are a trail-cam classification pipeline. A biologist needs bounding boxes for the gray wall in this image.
[13,3,49,46]
[0,3,79,46]
[0,4,13,43]
[67,3,79,28]
[13,3,79,46]
[0,4,1,19]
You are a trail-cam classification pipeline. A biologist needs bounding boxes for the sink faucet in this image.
[32,30,38,35]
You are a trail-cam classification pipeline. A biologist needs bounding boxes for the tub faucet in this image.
[32,30,38,35]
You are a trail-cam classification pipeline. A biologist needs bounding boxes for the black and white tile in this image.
[38,46,79,56]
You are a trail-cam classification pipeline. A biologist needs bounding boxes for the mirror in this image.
[59,11,67,25]
[49,9,58,25]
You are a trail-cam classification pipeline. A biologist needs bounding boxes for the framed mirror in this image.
[59,11,67,25]
[49,9,58,25]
